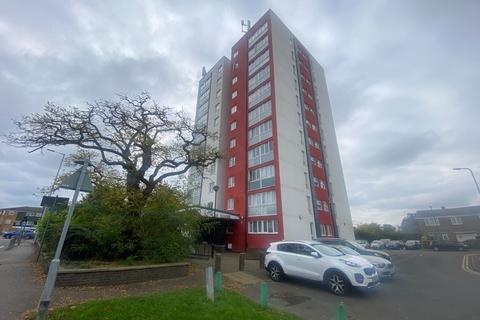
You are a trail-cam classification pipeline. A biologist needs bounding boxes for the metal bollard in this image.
[239,252,246,271]
[259,252,265,269]
[337,302,346,320]
[216,271,223,291]
[260,282,267,308]
[214,253,222,273]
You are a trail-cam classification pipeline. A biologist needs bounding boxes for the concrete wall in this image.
[271,13,316,240]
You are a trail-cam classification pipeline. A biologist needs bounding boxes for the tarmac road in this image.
[246,249,480,320]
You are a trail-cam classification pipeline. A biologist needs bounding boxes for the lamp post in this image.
[36,149,65,261]
[453,167,480,195]
[213,185,220,216]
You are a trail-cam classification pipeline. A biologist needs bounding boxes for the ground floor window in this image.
[248,220,278,234]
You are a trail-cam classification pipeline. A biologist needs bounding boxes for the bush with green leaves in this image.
[37,182,202,264]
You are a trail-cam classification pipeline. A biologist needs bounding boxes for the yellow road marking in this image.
[461,254,480,276]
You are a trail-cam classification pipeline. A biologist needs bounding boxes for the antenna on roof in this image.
[241,20,251,33]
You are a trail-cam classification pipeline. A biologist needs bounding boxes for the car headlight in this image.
[373,263,386,268]
[340,259,361,268]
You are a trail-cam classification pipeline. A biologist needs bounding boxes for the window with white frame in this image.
[424,217,440,226]
[232,90,237,99]
[323,201,329,212]
[233,62,238,70]
[217,77,222,85]
[213,117,219,127]
[208,182,215,193]
[320,179,326,189]
[248,141,274,167]
[248,50,269,76]
[227,198,234,210]
[216,90,222,98]
[230,121,237,131]
[320,224,327,236]
[248,65,270,92]
[248,22,268,47]
[248,220,278,234]
[232,76,238,85]
[248,165,275,190]
[326,225,333,236]
[441,232,449,240]
[229,156,236,167]
[248,82,271,109]
[229,138,236,148]
[248,191,276,216]
[228,176,235,188]
[231,105,237,114]
[233,50,239,58]
[248,35,268,60]
[218,65,223,73]
[316,200,322,210]
[197,101,208,117]
[248,120,272,146]
[248,100,272,126]
[215,103,220,113]
[450,216,463,225]
[313,177,320,188]
[311,156,322,168]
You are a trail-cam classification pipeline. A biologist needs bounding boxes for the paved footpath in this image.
[0,240,42,320]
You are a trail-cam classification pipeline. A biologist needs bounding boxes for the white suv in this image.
[265,240,380,295]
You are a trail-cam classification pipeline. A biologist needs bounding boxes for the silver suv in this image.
[265,240,380,295]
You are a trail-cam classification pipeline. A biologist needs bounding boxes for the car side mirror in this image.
[310,251,320,258]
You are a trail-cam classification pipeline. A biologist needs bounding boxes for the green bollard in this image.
[216,271,223,291]
[260,282,267,308]
[337,302,346,320]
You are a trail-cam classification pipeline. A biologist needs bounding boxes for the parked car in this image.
[265,240,380,295]
[2,230,34,239]
[405,240,421,250]
[355,240,370,248]
[430,240,468,251]
[385,240,404,250]
[369,240,386,250]
[330,245,395,280]
[315,238,391,261]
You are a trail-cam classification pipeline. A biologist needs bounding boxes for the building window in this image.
[218,65,223,73]
[248,50,270,76]
[248,141,274,167]
[198,89,210,103]
[248,82,271,109]
[216,90,222,98]
[248,191,276,216]
[233,50,239,58]
[320,224,327,236]
[5,219,11,224]
[450,216,463,225]
[316,200,322,211]
[208,182,215,193]
[248,22,268,47]
[323,201,329,212]
[232,76,238,85]
[230,121,237,131]
[248,220,278,234]
[227,198,234,210]
[217,77,222,85]
[248,35,268,60]
[229,139,236,148]
[248,65,270,91]
[424,217,440,226]
[441,232,449,240]
[196,101,208,117]
[313,177,320,188]
[215,103,220,113]
[213,117,219,127]
[248,120,272,146]
[232,90,237,99]
[229,157,236,167]
[248,101,272,126]
[228,176,235,188]
[231,105,237,114]
[248,165,275,190]
[320,180,326,189]
[326,225,333,236]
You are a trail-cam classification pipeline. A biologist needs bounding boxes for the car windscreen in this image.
[347,240,366,250]
[311,244,345,256]
[333,245,360,256]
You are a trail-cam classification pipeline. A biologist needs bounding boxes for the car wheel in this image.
[268,262,284,282]
[327,272,350,296]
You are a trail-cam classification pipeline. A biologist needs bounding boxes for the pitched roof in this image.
[414,205,480,218]
[0,206,43,213]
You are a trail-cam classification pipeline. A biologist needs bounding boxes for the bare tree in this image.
[6,92,220,205]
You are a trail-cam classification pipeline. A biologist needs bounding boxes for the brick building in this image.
[0,206,43,232]
[413,206,480,242]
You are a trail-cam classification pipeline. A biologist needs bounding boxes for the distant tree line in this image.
[354,215,421,242]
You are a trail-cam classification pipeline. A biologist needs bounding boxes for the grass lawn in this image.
[37,288,300,320]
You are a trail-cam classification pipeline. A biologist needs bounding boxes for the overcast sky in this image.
[1,0,479,225]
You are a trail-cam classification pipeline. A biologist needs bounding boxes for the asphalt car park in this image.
[247,249,480,320]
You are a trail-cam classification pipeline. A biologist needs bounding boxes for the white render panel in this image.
[271,14,316,241]
[196,57,231,210]
[310,59,355,240]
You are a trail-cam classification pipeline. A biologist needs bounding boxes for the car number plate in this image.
[369,274,379,282]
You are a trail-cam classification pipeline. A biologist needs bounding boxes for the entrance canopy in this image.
[190,205,240,221]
